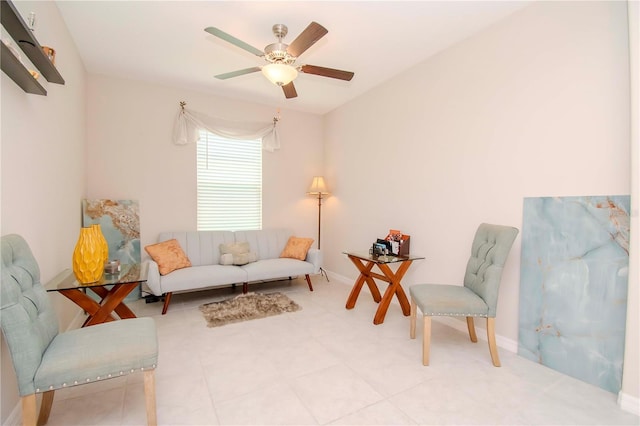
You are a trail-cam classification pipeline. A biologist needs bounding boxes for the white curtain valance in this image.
[172,105,280,152]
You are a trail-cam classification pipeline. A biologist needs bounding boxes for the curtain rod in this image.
[179,101,279,125]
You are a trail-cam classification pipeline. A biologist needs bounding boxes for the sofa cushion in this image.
[280,236,314,261]
[144,239,191,275]
[234,229,292,260]
[158,231,235,266]
[220,242,250,256]
[242,258,315,282]
[158,264,247,294]
[220,252,257,266]
[219,242,257,265]
[234,252,257,265]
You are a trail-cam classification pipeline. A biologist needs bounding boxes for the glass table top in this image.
[46,263,147,291]
[343,251,425,264]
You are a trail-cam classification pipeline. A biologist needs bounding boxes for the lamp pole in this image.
[317,192,323,250]
[307,176,330,281]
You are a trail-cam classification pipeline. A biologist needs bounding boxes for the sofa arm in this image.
[145,260,163,296]
[305,248,323,274]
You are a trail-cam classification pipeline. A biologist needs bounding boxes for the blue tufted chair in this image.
[0,234,159,425]
[409,223,518,366]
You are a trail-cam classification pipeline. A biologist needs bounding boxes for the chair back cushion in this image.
[463,223,519,316]
[1,234,59,395]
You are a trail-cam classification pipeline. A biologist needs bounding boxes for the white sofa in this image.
[145,229,322,314]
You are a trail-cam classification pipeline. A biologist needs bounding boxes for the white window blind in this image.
[197,131,262,230]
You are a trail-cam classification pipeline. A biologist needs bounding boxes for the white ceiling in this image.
[55,1,529,115]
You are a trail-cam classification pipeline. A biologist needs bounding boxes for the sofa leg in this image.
[305,274,314,291]
[243,282,248,293]
[161,293,172,315]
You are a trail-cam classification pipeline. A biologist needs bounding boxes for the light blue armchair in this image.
[1,234,159,425]
[409,223,518,366]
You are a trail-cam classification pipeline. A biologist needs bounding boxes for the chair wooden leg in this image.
[242,282,248,293]
[305,274,314,291]
[487,317,501,367]
[466,317,478,342]
[21,394,37,426]
[144,370,157,426]
[422,316,431,366]
[409,297,417,339]
[37,391,54,426]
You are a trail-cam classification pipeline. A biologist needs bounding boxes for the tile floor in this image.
[44,277,638,425]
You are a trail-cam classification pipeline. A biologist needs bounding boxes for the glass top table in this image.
[46,264,147,327]
[47,263,147,290]
[343,251,424,325]
[342,252,425,264]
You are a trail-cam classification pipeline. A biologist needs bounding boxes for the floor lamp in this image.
[307,176,330,281]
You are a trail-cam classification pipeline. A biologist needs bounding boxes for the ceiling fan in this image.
[204,22,354,99]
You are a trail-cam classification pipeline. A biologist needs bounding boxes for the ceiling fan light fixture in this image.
[262,63,298,86]
[206,22,353,99]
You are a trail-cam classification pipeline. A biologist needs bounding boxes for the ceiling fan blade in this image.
[205,27,264,57]
[287,22,328,57]
[282,82,298,99]
[215,67,261,80]
[300,65,354,81]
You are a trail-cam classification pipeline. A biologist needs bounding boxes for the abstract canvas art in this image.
[82,199,141,299]
[82,199,141,301]
[82,199,141,264]
[518,195,629,393]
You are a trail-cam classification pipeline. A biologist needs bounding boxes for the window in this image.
[197,131,262,230]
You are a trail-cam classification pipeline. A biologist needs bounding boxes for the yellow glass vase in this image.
[91,223,109,264]
[72,227,103,283]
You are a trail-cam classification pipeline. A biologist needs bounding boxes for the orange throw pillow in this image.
[280,236,314,261]
[145,239,191,275]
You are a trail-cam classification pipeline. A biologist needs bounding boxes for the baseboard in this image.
[431,316,518,353]
[68,308,86,330]
[5,402,21,426]
[324,269,354,286]
[618,391,640,416]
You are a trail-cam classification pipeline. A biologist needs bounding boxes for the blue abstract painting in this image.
[519,195,629,393]
[82,199,141,301]
[82,199,141,264]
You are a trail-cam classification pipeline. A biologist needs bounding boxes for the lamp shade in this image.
[307,176,330,195]
[262,63,298,86]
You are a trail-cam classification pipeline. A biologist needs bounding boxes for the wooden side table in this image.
[344,252,424,325]
[46,264,147,327]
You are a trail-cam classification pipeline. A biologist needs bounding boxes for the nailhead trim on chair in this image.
[35,364,156,393]
[425,312,489,317]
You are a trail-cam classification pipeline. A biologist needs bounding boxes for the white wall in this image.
[85,75,324,252]
[324,0,634,397]
[621,0,639,413]
[0,1,86,422]
[1,0,636,421]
